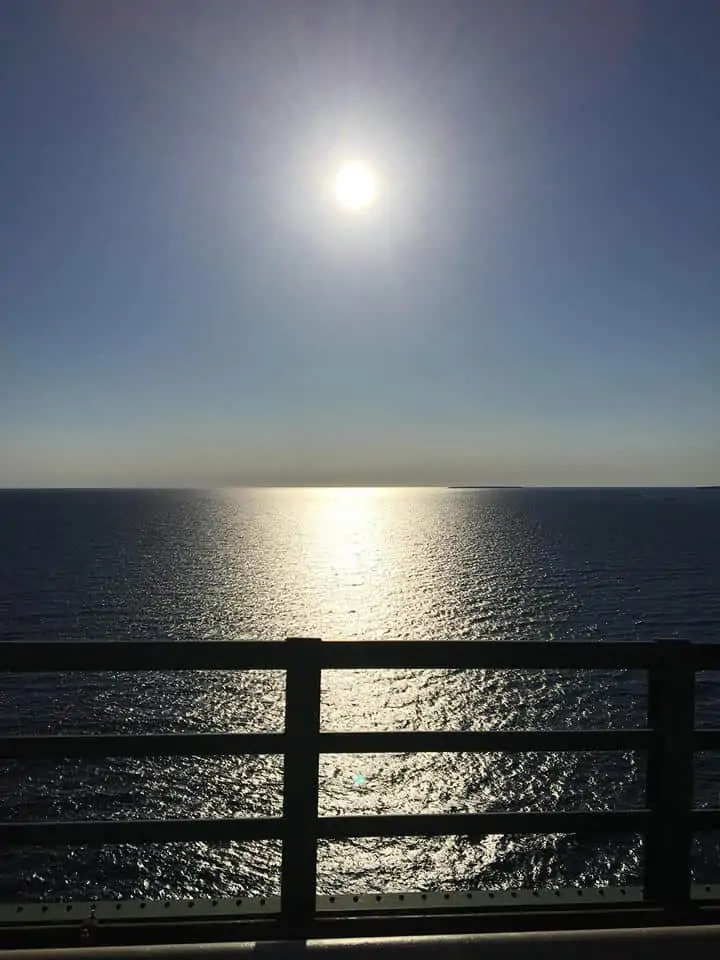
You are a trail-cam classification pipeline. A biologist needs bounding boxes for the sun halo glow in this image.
[333,161,377,212]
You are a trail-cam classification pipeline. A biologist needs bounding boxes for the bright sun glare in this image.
[334,161,377,211]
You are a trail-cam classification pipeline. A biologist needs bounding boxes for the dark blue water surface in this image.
[1,487,719,900]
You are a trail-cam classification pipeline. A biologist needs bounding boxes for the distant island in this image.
[448,485,524,489]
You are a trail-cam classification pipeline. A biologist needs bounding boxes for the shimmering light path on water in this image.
[1,488,719,899]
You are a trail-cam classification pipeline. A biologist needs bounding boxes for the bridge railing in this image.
[2,637,720,947]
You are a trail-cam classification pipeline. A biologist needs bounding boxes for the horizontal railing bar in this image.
[0,641,288,672]
[11,726,720,763]
[317,809,650,839]
[318,641,662,670]
[0,639,671,674]
[4,639,719,674]
[689,646,720,669]
[0,817,283,846]
[693,730,720,749]
[0,729,652,761]
[0,808,654,847]
[319,729,652,753]
[0,732,284,760]
[692,809,720,829]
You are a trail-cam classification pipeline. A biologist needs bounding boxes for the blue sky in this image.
[2,0,718,486]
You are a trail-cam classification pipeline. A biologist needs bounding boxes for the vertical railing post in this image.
[281,637,322,934]
[644,638,695,919]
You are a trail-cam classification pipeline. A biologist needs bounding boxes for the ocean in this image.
[1,486,719,901]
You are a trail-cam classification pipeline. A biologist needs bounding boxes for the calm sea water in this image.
[1,487,719,901]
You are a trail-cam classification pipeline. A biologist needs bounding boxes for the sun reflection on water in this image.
[305,487,384,586]
[1,487,660,899]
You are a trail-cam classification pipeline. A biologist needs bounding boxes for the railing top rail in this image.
[0,640,288,672]
[320,640,664,670]
[4,638,717,673]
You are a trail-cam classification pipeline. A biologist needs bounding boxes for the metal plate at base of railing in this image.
[93,895,281,921]
[693,885,720,901]
[0,896,281,927]
[316,887,644,913]
[0,888,644,928]
[0,901,94,925]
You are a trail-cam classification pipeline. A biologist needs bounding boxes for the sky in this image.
[2,0,719,487]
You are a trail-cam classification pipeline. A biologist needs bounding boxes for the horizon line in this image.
[0,484,717,492]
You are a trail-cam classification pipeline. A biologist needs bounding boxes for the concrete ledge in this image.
[5,925,720,960]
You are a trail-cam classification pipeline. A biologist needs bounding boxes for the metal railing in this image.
[2,637,720,948]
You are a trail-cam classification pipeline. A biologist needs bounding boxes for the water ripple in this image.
[1,487,719,898]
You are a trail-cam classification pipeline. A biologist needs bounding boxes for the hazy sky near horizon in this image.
[2,0,719,487]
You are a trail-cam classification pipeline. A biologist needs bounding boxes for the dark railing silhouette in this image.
[2,638,720,948]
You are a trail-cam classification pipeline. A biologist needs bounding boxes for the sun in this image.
[333,161,377,212]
